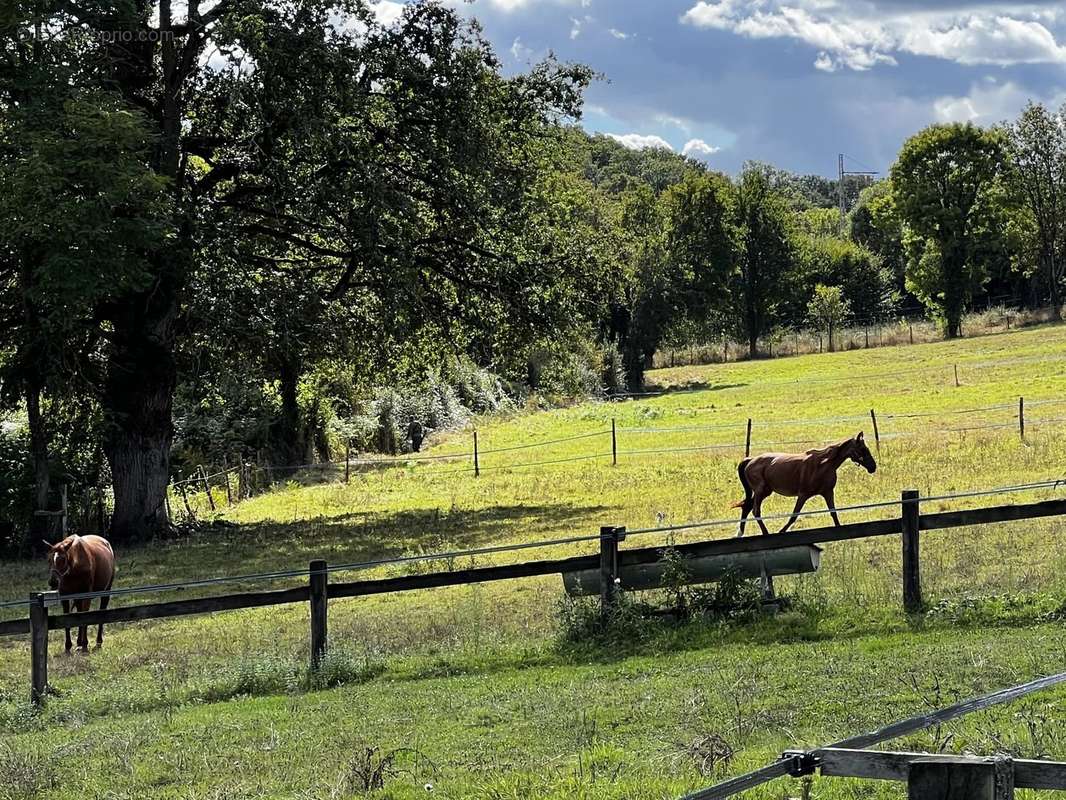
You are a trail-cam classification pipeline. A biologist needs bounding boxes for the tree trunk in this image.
[942,246,965,339]
[25,379,51,550]
[827,324,835,352]
[103,284,178,543]
[1049,249,1062,319]
[276,355,304,466]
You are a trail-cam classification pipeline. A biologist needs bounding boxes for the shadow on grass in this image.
[641,381,749,396]
[0,502,611,616]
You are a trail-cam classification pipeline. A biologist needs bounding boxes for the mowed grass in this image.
[2,324,1066,798]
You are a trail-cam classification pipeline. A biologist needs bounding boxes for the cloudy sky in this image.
[389,0,1066,177]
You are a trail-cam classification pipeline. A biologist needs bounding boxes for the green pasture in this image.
[2,325,1066,799]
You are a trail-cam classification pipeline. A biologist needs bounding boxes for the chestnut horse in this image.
[735,432,877,537]
[44,535,115,652]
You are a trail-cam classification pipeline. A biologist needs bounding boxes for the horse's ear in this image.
[856,431,864,441]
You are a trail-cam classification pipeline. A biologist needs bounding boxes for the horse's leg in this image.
[62,599,72,653]
[823,490,842,527]
[96,589,111,649]
[753,493,772,536]
[736,496,754,537]
[778,495,809,534]
[75,599,90,652]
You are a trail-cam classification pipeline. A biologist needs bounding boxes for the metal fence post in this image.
[1019,397,1025,442]
[611,419,617,466]
[309,560,328,670]
[745,419,753,458]
[902,489,922,613]
[473,431,480,477]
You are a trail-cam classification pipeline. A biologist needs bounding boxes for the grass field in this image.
[2,324,1066,799]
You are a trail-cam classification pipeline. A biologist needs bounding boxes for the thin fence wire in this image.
[5,479,1063,610]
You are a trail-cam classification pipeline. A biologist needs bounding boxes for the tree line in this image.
[0,0,1063,549]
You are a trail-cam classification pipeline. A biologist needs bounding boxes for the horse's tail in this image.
[731,458,754,509]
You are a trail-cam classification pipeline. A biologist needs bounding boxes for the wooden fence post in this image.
[907,756,1013,800]
[29,591,56,705]
[1019,397,1025,442]
[178,480,194,520]
[954,364,960,388]
[222,457,233,505]
[745,419,753,458]
[611,419,617,466]
[198,465,215,511]
[909,323,913,345]
[902,489,922,613]
[599,526,623,620]
[309,559,328,670]
[344,440,351,484]
[473,431,480,477]
[870,408,881,454]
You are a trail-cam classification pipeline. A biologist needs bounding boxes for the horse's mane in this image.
[805,438,852,463]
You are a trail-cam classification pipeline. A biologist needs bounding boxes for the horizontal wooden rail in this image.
[817,748,1066,790]
[328,554,599,599]
[2,496,1064,643]
[0,618,29,637]
[621,518,903,565]
[920,498,1066,531]
[47,585,310,630]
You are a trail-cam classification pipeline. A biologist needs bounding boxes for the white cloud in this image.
[933,78,1066,125]
[681,1,1066,71]
[510,37,535,62]
[814,51,837,72]
[607,133,674,151]
[682,138,720,159]
[370,1,404,26]
[570,17,583,39]
[608,28,631,40]
[655,113,692,134]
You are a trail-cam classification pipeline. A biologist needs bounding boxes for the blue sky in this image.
[382,0,1066,177]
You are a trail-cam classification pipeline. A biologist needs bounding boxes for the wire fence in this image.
[5,478,1063,611]
[654,300,1062,370]
[163,387,1064,527]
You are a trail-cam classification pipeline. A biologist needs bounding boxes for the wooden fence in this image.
[684,669,1066,799]
[4,491,1066,704]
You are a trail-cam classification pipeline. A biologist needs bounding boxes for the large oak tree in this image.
[0,0,592,541]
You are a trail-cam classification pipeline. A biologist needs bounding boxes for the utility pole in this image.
[838,152,878,233]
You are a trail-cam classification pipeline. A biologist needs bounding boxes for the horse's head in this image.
[848,432,877,473]
[44,537,75,589]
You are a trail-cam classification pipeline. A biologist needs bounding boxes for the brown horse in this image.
[44,534,115,652]
[735,432,877,537]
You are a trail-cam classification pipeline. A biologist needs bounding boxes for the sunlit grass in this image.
[2,323,1066,798]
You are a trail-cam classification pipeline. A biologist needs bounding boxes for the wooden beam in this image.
[818,749,1066,790]
[309,560,327,670]
[330,553,600,600]
[47,585,309,629]
[0,618,30,636]
[621,518,902,565]
[907,757,1011,800]
[920,499,1066,531]
[902,489,921,613]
